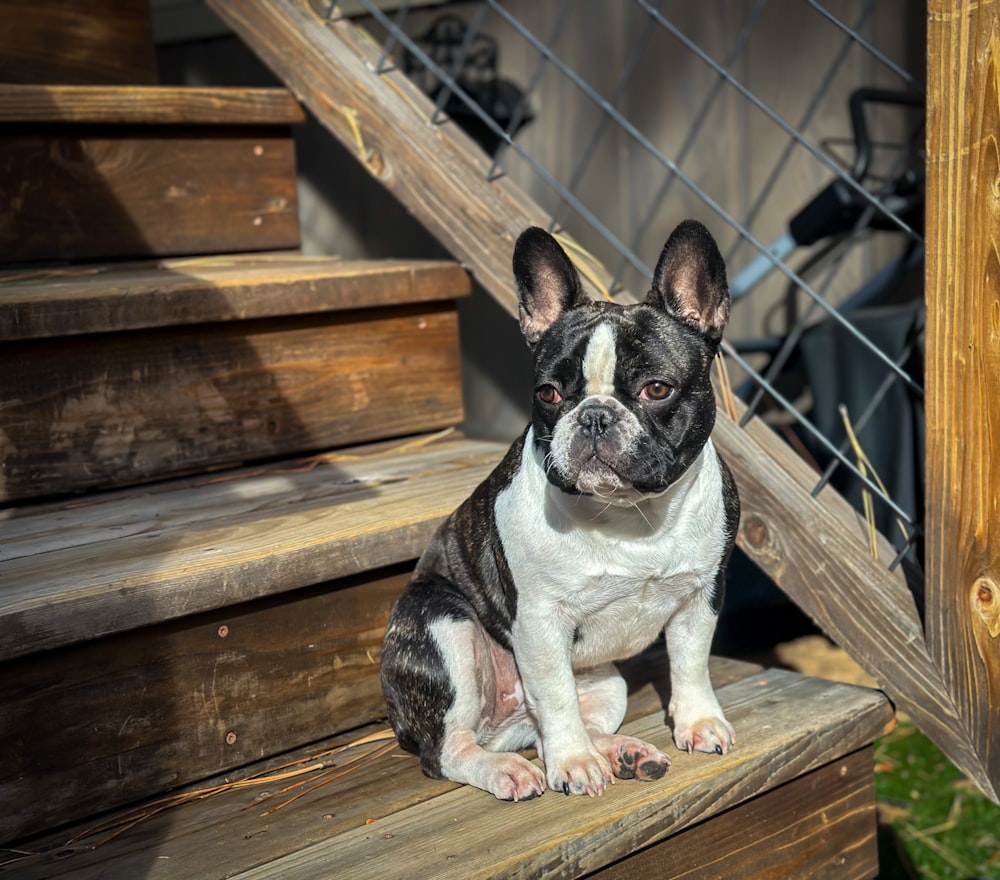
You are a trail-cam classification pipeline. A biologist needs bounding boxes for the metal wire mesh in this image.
[351,0,926,574]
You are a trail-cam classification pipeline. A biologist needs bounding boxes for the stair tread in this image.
[0,84,305,126]
[0,256,471,339]
[8,662,892,880]
[0,431,508,661]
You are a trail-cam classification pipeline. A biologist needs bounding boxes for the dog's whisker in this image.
[629,499,655,532]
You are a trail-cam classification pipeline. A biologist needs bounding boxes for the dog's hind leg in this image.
[429,618,546,802]
[577,664,672,782]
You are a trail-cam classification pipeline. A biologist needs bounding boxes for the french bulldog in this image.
[380,220,739,801]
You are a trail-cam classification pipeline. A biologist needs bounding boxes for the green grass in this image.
[875,721,1000,880]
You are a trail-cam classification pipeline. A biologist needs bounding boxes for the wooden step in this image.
[0,257,470,502]
[0,0,157,85]
[6,660,894,880]
[0,432,507,842]
[0,85,304,263]
[0,254,468,339]
[0,431,501,660]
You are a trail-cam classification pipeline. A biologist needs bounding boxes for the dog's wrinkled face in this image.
[514,221,730,501]
[531,302,718,499]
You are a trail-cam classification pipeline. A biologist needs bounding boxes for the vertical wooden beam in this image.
[926,0,1000,796]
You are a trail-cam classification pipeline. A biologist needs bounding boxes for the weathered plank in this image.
[7,655,757,868]
[925,0,1000,801]
[0,567,410,845]
[0,84,305,125]
[0,130,299,264]
[203,0,999,800]
[233,671,892,880]
[10,666,888,880]
[0,433,507,660]
[0,256,470,339]
[0,633,754,849]
[0,302,463,500]
[0,0,157,85]
[589,748,878,880]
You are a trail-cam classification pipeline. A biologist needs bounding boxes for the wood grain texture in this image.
[925,0,1000,800]
[0,640,754,849]
[0,303,463,500]
[222,670,892,880]
[0,84,305,125]
[0,433,507,660]
[18,655,758,868]
[0,568,409,845]
[11,666,888,879]
[589,748,878,880]
[0,130,300,263]
[0,0,157,85]
[0,256,470,339]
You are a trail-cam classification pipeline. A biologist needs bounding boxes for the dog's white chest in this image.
[495,430,728,666]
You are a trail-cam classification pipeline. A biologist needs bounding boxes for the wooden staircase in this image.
[1,5,894,878]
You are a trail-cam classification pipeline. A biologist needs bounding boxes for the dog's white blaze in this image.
[582,322,617,397]
[494,428,733,756]
[496,430,728,662]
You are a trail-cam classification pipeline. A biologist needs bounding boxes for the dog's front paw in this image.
[672,714,735,755]
[592,734,671,781]
[544,746,614,797]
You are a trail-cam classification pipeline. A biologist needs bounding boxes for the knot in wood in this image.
[971,576,1000,638]
[742,514,770,549]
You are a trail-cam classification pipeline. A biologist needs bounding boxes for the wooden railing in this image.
[207,0,1000,802]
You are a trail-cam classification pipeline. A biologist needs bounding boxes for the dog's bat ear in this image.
[648,220,731,350]
[513,227,587,347]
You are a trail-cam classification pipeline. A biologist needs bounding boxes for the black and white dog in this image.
[381,220,739,801]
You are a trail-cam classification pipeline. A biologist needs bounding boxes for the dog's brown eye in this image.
[642,381,673,401]
[537,384,562,405]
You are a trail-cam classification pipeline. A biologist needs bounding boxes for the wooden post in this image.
[925,0,1000,795]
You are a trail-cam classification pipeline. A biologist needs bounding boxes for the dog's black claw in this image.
[714,744,724,755]
[562,782,570,796]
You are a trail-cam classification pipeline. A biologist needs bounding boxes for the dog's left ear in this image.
[513,227,589,347]
[647,220,730,350]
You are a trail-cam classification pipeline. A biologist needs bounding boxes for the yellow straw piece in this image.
[714,351,739,423]
[551,232,614,301]
[838,404,910,559]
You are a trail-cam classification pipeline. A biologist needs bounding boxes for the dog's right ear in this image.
[513,227,588,347]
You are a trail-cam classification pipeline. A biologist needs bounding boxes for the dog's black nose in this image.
[577,402,617,437]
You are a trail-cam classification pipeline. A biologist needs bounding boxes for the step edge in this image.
[0,84,306,126]
[0,434,509,660]
[0,259,472,340]
[228,669,894,880]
